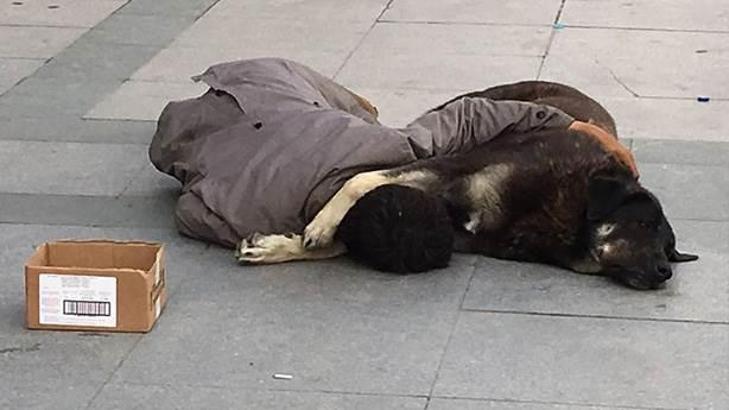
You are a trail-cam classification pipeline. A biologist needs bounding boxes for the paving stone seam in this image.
[0,56,48,61]
[190,0,224,24]
[0,138,153,147]
[0,218,175,230]
[106,380,432,400]
[376,20,554,28]
[0,22,93,29]
[429,394,689,410]
[332,0,396,80]
[635,163,729,171]
[634,96,729,102]
[423,261,479,409]
[83,336,144,410]
[458,308,729,326]
[559,24,729,34]
[91,380,688,410]
[536,0,567,78]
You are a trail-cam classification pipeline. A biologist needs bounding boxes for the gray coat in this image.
[149,58,573,248]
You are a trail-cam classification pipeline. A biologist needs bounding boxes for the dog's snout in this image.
[655,263,672,280]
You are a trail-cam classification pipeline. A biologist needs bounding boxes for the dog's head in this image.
[585,173,698,290]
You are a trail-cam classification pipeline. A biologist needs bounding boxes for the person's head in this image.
[336,184,454,274]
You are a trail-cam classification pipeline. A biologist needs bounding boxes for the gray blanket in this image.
[150,58,574,248]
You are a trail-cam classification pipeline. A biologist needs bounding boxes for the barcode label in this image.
[39,274,117,327]
[63,300,111,317]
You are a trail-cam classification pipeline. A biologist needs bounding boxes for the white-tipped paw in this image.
[235,232,301,264]
[302,218,337,250]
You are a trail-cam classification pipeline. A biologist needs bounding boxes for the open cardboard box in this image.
[25,240,166,333]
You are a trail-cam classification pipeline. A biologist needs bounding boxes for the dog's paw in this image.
[303,218,337,250]
[235,233,301,264]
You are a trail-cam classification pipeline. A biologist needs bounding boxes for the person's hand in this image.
[568,121,639,178]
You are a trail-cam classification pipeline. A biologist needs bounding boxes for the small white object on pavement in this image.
[273,373,293,380]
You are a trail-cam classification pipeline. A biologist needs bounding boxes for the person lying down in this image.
[151,57,608,249]
[150,58,696,289]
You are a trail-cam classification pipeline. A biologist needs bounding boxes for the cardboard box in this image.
[25,240,166,333]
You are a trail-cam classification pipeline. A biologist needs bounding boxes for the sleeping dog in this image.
[236,81,698,290]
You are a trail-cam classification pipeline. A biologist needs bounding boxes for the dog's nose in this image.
[656,263,672,280]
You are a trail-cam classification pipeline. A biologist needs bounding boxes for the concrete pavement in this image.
[1,0,727,409]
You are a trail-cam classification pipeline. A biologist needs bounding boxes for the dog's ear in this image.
[586,174,630,221]
[663,222,699,262]
[668,248,699,262]
[661,213,700,263]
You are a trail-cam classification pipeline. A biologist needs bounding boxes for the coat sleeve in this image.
[405,97,575,157]
[175,190,240,249]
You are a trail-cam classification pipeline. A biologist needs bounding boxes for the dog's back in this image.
[430,81,618,137]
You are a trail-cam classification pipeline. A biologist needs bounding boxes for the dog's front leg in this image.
[303,167,438,249]
[236,233,346,265]
[303,170,391,249]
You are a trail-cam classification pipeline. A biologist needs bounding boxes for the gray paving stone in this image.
[0,192,177,229]
[428,398,614,410]
[0,42,161,121]
[0,141,148,196]
[118,0,217,16]
[0,25,86,59]
[541,28,729,100]
[355,22,551,57]
[561,0,729,32]
[0,76,127,119]
[0,0,125,27]
[337,23,544,89]
[432,312,729,409]
[89,383,426,410]
[174,13,370,54]
[89,13,197,46]
[602,97,729,142]
[31,40,161,82]
[0,117,156,145]
[120,10,368,84]
[382,0,563,25]
[351,88,469,128]
[205,0,389,22]
[0,321,140,410]
[633,139,729,167]
[0,58,44,96]
[111,254,476,395]
[131,44,347,84]
[123,162,182,197]
[462,219,728,323]
[84,80,207,121]
[0,8,203,123]
[129,46,251,83]
[639,163,729,221]
[339,53,540,92]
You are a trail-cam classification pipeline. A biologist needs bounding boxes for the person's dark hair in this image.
[336,184,454,273]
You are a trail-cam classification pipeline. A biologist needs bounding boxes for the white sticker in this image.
[39,274,117,327]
